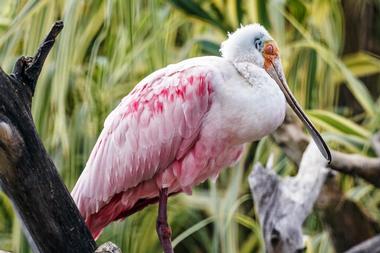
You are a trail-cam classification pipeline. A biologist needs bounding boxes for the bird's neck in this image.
[233,61,267,87]
[211,60,287,144]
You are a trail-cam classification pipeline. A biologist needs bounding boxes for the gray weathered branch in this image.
[268,109,380,252]
[344,234,380,253]
[249,143,328,253]
[275,110,380,188]
[327,132,380,188]
[330,150,380,187]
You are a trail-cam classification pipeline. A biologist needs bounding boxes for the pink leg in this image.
[156,188,174,253]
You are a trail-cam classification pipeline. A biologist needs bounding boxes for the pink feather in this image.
[72,62,244,238]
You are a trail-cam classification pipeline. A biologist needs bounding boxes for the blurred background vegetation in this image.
[0,0,379,252]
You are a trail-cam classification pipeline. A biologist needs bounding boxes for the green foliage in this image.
[0,0,379,252]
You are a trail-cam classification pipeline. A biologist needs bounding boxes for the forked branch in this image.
[249,143,329,253]
[268,109,380,252]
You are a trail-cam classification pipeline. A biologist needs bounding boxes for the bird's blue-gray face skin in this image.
[254,36,264,52]
[221,24,331,162]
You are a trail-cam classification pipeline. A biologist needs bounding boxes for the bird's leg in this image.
[156,187,174,253]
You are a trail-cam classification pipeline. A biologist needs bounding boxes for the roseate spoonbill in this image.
[72,24,331,252]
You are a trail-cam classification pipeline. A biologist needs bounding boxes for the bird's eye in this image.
[254,38,263,50]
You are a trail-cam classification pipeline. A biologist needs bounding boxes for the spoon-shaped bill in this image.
[266,58,331,163]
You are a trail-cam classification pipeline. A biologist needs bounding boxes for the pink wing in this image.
[72,63,220,220]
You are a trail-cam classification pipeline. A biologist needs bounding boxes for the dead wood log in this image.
[249,143,328,253]
[0,21,97,252]
[270,109,380,252]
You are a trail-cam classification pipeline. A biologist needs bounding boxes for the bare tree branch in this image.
[330,150,380,187]
[268,109,380,252]
[249,143,329,253]
[273,109,380,189]
[344,234,380,253]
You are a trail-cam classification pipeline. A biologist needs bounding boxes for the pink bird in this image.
[72,24,330,252]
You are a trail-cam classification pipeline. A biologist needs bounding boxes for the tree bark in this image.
[0,21,97,253]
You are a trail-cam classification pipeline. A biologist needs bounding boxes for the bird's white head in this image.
[221,24,331,163]
[220,23,275,68]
